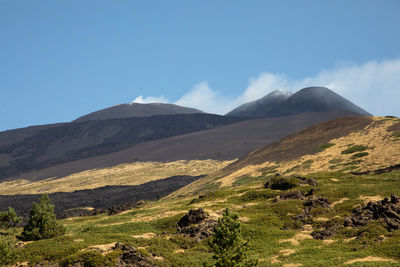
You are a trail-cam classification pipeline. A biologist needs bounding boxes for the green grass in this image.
[341,145,368,154]
[352,152,369,158]
[315,143,335,153]
[4,170,400,266]
[392,131,400,138]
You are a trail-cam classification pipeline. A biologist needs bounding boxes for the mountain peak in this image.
[268,89,293,97]
[226,86,371,118]
[74,103,204,122]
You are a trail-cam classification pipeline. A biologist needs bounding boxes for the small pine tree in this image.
[19,194,66,241]
[0,207,22,229]
[207,208,257,267]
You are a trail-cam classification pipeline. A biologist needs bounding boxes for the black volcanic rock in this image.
[226,87,371,118]
[74,103,204,122]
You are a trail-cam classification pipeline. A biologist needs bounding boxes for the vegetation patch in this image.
[238,189,279,202]
[329,158,343,164]
[392,131,400,138]
[352,152,369,158]
[341,145,368,154]
[315,143,335,153]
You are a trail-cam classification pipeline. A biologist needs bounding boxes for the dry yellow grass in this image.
[344,256,398,264]
[0,159,233,195]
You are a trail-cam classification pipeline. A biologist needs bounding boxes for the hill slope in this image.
[171,115,400,196]
[0,114,242,180]
[74,102,204,122]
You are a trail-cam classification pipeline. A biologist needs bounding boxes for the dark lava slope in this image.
[0,175,205,218]
[0,114,242,180]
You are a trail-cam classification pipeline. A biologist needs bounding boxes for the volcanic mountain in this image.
[0,114,243,180]
[0,87,372,182]
[74,102,204,122]
[226,86,371,118]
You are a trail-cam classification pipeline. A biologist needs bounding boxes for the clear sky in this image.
[1,0,400,131]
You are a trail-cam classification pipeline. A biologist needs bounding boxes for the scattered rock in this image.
[292,196,331,223]
[177,208,208,228]
[296,176,318,187]
[177,208,217,241]
[344,194,400,230]
[274,190,305,202]
[114,242,156,267]
[351,164,400,176]
[312,225,339,240]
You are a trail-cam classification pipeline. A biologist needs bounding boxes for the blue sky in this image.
[1,0,400,131]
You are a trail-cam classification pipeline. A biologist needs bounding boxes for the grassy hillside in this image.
[2,116,400,266]
[4,169,400,266]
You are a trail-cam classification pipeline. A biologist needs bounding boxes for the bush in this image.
[239,190,278,202]
[19,194,66,241]
[0,236,14,265]
[0,207,22,229]
[341,145,367,154]
[265,176,298,190]
[206,208,257,267]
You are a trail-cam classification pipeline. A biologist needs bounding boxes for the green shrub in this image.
[0,207,22,229]
[239,190,278,202]
[315,143,335,153]
[265,176,299,190]
[341,145,368,154]
[19,194,66,241]
[60,250,120,267]
[351,152,369,158]
[0,236,15,265]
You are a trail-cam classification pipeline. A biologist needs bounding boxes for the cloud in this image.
[174,82,235,114]
[232,58,400,116]
[131,58,400,116]
[131,95,169,104]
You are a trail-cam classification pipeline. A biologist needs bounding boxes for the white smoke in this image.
[131,58,400,116]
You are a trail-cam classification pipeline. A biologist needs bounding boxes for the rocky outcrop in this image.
[292,196,331,223]
[344,194,400,230]
[274,190,305,202]
[114,242,156,267]
[177,208,217,241]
